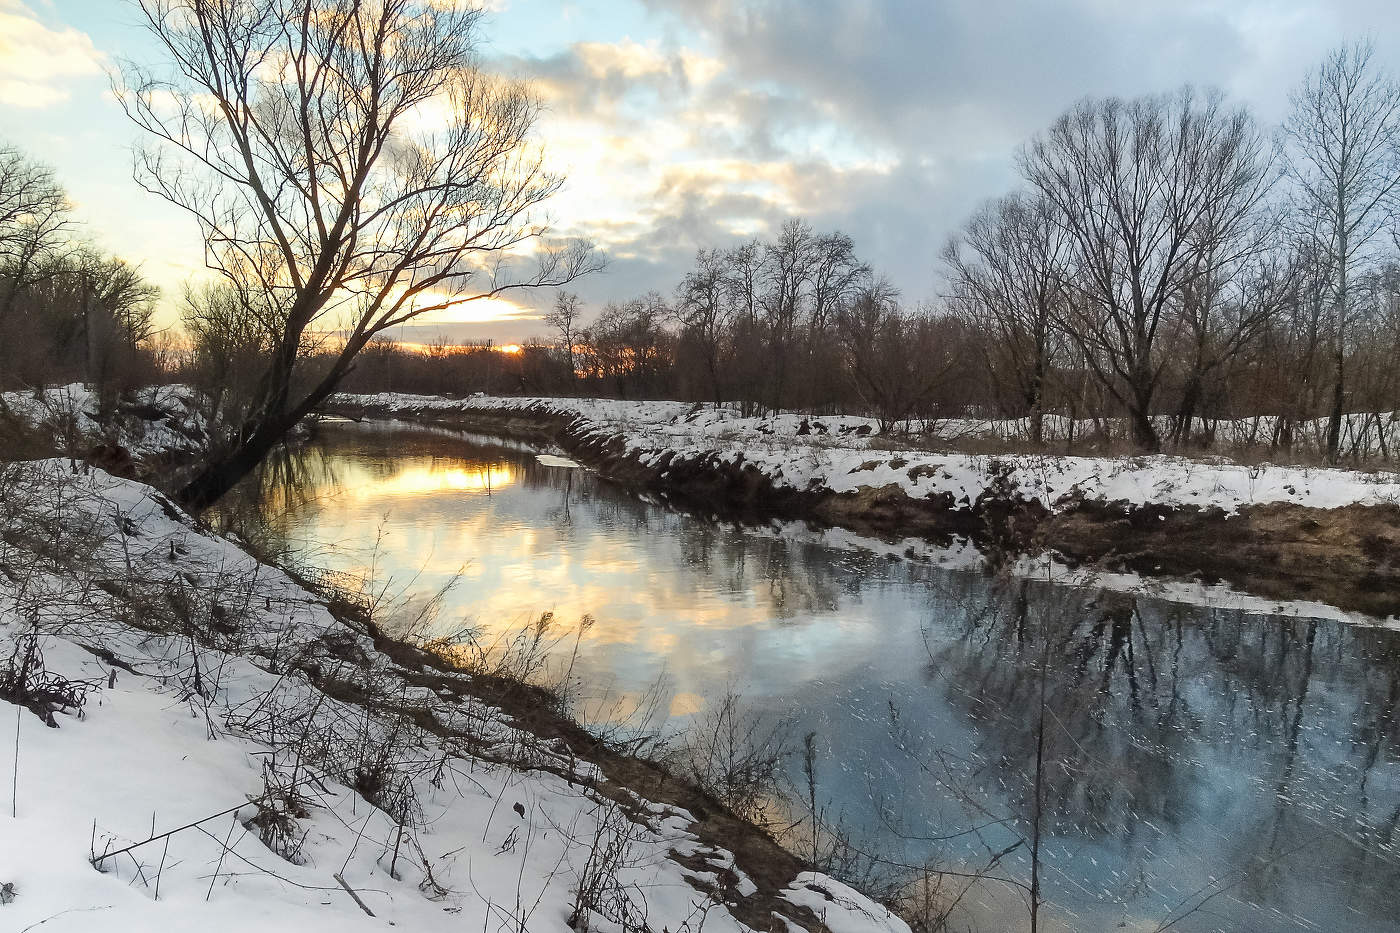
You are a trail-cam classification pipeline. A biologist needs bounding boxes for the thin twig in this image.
[11,705,18,818]
[334,872,377,917]
[205,814,238,901]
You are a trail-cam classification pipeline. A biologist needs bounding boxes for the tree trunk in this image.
[1326,344,1345,462]
[1129,388,1160,452]
[708,348,723,407]
[1328,223,1349,463]
[175,350,354,512]
[1175,377,1201,449]
[1027,357,1045,446]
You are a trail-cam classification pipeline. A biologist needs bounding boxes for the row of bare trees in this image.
[520,221,964,431]
[475,42,1400,461]
[948,43,1400,458]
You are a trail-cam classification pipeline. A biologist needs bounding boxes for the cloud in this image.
[12,0,1393,339]
[485,14,1022,311]
[478,0,1400,326]
[0,0,103,108]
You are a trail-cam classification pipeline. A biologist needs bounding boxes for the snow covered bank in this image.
[748,519,1400,629]
[329,393,1400,619]
[333,393,1400,515]
[1,383,207,467]
[0,461,906,933]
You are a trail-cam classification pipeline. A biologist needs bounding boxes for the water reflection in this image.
[249,422,1400,933]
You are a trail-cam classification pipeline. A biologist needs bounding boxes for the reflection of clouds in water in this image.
[275,437,901,707]
[668,692,704,716]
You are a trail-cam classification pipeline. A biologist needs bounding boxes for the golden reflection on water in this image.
[373,464,517,496]
[264,430,885,713]
[322,462,518,498]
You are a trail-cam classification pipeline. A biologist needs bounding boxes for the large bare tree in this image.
[1020,88,1274,451]
[1283,41,1400,461]
[761,219,816,413]
[674,248,733,406]
[944,193,1068,445]
[117,0,596,509]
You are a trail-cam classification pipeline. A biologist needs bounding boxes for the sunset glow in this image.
[376,465,517,497]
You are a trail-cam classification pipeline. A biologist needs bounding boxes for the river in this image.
[241,419,1400,932]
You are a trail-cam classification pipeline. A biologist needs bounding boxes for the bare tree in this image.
[78,254,162,350]
[808,231,870,334]
[763,219,818,412]
[1021,88,1274,451]
[1283,41,1400,461]
[945,193,1068,445]
[803,231,870,411]
[116,0,597,510]
[0,143,73,321]
[182,281,279,434]
[585,293,671,399]
[724,238,767,416]
[544,290,583,386]
[674,248,733,406]
[1168,216,1295,447]
[837,282,955,432]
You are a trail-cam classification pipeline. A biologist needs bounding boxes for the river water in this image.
[247,420,1400,932]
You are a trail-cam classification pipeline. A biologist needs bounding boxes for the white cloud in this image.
[0,0,104,108]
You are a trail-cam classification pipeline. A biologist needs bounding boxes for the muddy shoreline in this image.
[325,399,1400,618]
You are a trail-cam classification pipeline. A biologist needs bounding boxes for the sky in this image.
[2,0,1399,343]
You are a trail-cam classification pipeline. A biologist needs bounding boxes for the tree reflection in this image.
[929,584,1196,845]
[919,579,1400,928]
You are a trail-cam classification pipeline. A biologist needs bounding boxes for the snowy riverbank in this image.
[0,383,207,468]
[329,392,1400,619]
[333,392,1400,514]
[0,459,905,933]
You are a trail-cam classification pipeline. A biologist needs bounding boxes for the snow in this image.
[333,393,1400,515]
[782,873,911,933]
[1,383,207,463]
[747,520,1400,629]
[0,461,885,933]
[536,454,584,469]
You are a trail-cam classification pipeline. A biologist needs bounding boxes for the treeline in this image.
[0,145,167,402]
[337,223,965,436]
[9,41,1400,465]
[344,43,1400,462]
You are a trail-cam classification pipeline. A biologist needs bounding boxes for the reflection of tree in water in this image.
[683,526,855,620]
[1210,616,1400,920]
[211,439,341,556]
[1353,635,1400,849]
[930,581,1199,846]
[924,579,1400,927]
